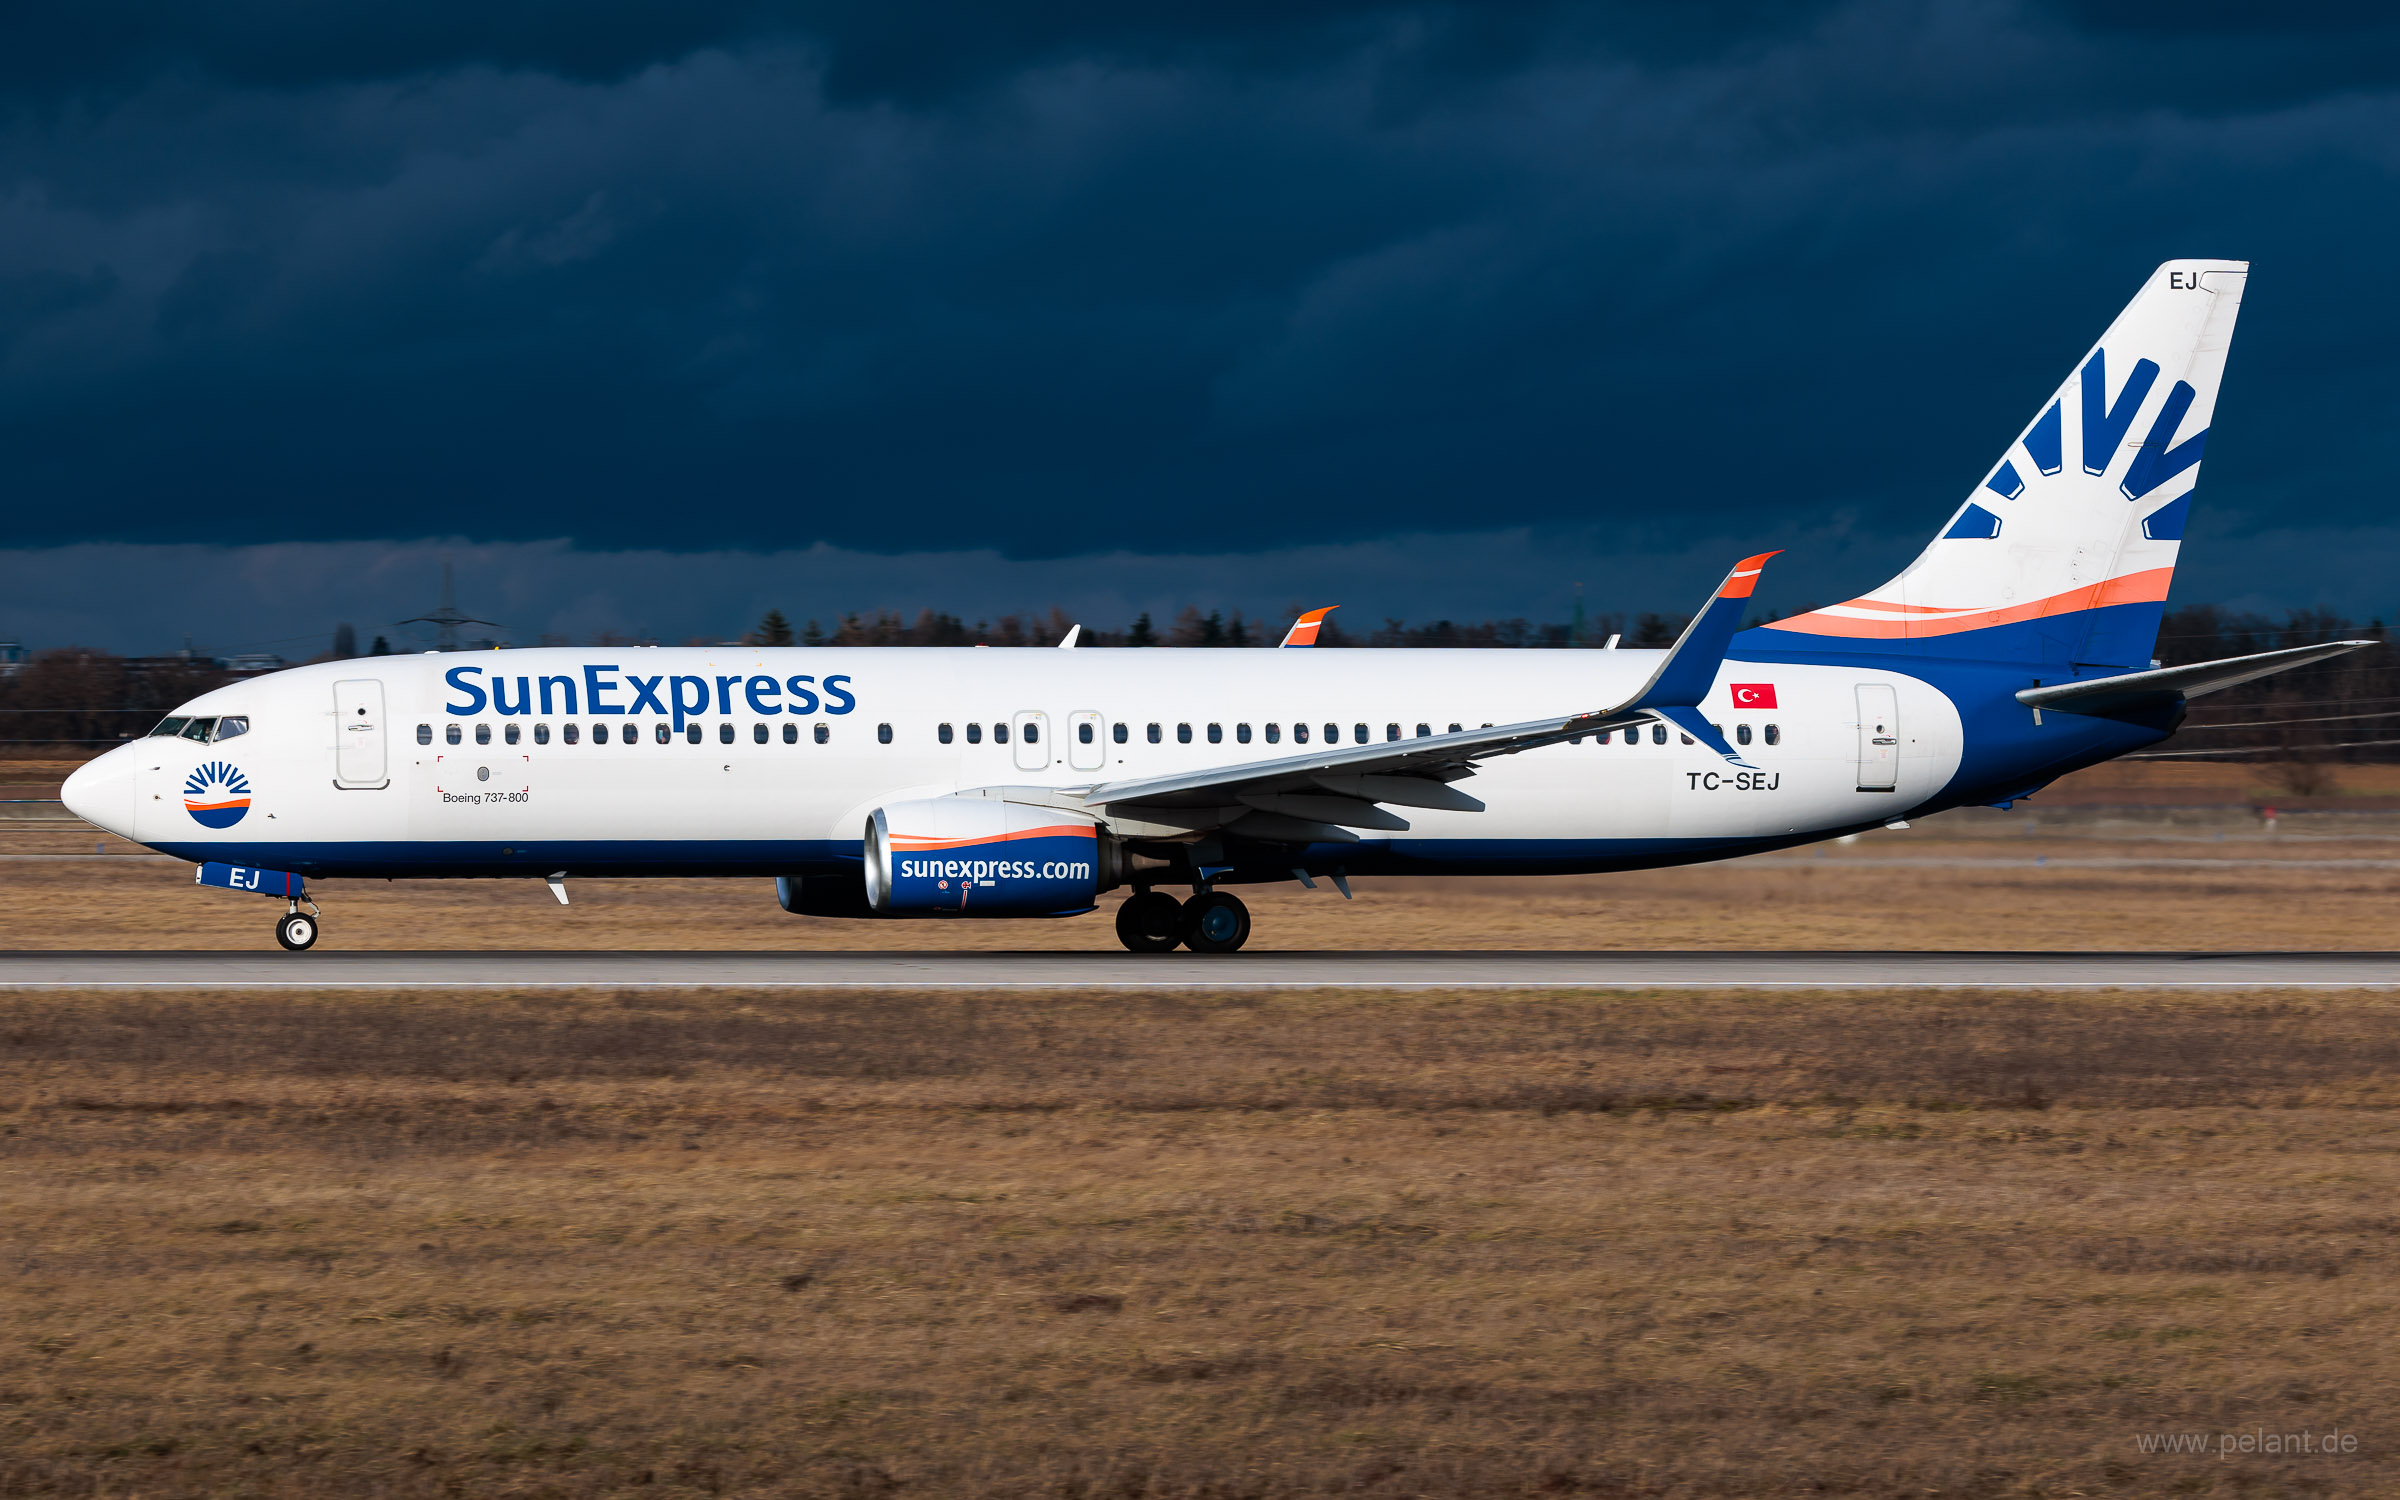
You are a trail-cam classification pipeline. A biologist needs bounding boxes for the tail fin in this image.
[1758,260,2247,668]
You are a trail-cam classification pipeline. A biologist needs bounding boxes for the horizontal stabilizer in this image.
[2016,640,2376,717]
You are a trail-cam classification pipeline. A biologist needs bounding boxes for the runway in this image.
[4,949,2400,989]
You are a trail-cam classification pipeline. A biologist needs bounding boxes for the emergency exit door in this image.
[1854,683,1899,792]
[333,679,388,788]
[1012,710,1050,772]
[1067,711,1105,771]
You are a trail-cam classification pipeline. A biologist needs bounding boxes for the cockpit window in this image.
[149,717,189,738]
[178,718,217,742]
[213,716,250,742]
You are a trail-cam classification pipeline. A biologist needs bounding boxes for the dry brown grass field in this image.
[4,984,2397,1497]
[6,759,2399,1495]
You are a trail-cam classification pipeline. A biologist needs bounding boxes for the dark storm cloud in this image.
[0,0,2397,624]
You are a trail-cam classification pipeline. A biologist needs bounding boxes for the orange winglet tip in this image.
[1280,605,1340,647]
[1716,550,1782,601]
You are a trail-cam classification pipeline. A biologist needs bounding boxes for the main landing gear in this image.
[275,899,320,952]
[1113,888,1252,954]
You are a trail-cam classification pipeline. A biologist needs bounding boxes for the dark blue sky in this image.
[3,2,2399,648]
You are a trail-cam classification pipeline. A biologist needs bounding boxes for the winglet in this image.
[1280,606,1339,648]
[1622,551,1780,712]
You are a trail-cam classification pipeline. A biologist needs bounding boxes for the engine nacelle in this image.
[863,798,1123,917]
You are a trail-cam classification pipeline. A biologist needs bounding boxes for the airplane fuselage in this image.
[66,643,2156,886]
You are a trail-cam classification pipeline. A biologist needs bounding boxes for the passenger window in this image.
[719,723,734,744]
[1416,723,1431,738]
[1078,722,1094,744]
[939,723,954,744]
[753,723,767,744]
[686,725,702,744]
[1235,723,1250,744]
[1207,723,1223,744]
[1023,722,1038,744]
[1448,723,1462,734]
[1735,723,1752,745]
[995,723,1010,745]
[416,723,432,745]
[446,723,462,745]
[533,723,549,746]
[1680,733,1693,745]
[1294,723,1310,744]
[1325,723,1339,744]
[967,722,983,744]
[214,716,249,742]
[1147,722,1162,744]
[814,723,829,744]
[1765,723,1780,746]
[505,723,521,745]
[1265,723,1280,744]
[656,723,671,744]
[1651,724,1666,745]
[1177,723,1192,744]
[1386,724,1400,742]
[1113,722,1128,744]
[783,723,798,744]
[475,723,491,746]
[563,723,579,744]
[877,723,893,744]
[590,723,607,744]
[1597,730,1611,744]
[1353,724,1368,744]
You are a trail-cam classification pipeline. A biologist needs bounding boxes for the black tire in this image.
[275,912,319,952]
[1180,891,1251,954]
[1115,890,1184,953]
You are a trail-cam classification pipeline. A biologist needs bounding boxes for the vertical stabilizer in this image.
[1759,260,2246,667]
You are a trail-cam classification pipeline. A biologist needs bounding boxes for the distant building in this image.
[222,653,287,675]
[0,640,22,678]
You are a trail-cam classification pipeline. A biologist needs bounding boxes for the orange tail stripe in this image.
[1761,568,2173,639]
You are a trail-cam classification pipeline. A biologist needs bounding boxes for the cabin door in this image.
[333,679,389,788]
[1854,683,1899,792]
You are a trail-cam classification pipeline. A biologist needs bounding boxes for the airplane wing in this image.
[1076,552,1779,843]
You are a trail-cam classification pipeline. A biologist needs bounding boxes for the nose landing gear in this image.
[275,900,321,952]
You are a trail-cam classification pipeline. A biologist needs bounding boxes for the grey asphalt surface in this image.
[2,950,2398,988]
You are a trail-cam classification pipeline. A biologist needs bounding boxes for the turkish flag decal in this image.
[1729,683,1779,709]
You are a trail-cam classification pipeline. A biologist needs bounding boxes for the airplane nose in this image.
[62,751,136,840]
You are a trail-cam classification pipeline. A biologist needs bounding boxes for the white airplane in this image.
[65,260,2369,953]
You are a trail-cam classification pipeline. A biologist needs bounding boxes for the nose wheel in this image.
[275,904,320,952]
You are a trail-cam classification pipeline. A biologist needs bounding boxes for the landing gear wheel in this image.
[1115,890,1185,953]
[1180,891,1251,954]
[275,911,319,952]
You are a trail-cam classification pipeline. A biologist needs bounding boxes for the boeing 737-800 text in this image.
[64,260,2369,952]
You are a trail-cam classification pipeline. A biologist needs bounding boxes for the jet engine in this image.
[863,797,1132,917]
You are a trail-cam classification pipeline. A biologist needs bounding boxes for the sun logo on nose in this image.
[183,760,252,829]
